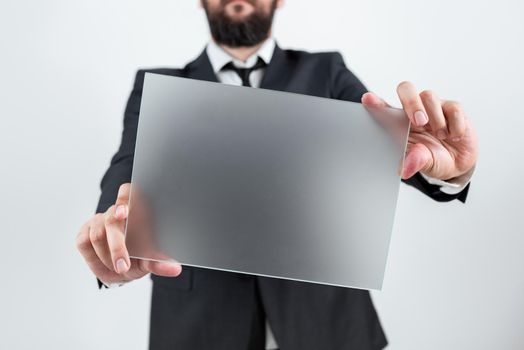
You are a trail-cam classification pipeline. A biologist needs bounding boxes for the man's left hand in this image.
[362,81,478,182]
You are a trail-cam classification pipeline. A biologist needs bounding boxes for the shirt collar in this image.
[206,37,276,73]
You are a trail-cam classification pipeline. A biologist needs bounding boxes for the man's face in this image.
[201,0,282,47]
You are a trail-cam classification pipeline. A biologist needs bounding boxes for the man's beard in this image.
[204,0,277,47]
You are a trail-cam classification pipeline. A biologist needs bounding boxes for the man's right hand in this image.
[76,183,182,285]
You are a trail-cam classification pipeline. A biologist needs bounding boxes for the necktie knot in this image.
[221,57,267,87]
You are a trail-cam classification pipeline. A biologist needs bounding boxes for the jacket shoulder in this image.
[281,48,343,64]
[131,67,186,90]
[279,49,348,81]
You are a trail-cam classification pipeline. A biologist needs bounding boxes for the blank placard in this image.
[125,73,410,290]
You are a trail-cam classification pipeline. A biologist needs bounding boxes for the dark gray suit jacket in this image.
[96,44,469,350]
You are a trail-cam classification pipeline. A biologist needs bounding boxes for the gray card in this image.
[125,73,410,290]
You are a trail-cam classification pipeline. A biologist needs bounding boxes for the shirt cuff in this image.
[100,280,128,288]
[420,165,475,195]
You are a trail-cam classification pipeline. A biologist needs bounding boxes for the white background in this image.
[1,0,523,349]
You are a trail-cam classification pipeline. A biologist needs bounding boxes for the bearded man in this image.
[76,1,478,349]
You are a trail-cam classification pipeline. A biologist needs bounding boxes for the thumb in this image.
[402,143,433,179]
[140,258,183,277]
[361,92,390,108]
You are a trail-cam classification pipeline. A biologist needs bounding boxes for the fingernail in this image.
[451,136,462,142]
[115,205,126,219]
[437,129,448,140]
[116,258,128,273]
[414,110,428,126]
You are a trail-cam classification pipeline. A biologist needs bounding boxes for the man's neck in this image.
[217,41,266,62]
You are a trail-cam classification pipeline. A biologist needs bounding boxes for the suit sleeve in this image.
[329,52,470,203]
[95,70,146,214]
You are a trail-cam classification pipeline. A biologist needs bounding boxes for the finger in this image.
[114,183,131,220]
[420,90,448,140]
[77,223,127,283]
[88,214,115,271]
[361,92,390,108]
[401,143,433,179]
[442,100,466,141]
[104,205,131,274]
[139,259,183,277]
[396,81,429,127]
[77,221,94,258]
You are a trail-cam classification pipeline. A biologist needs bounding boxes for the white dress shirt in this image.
[206,37,275,88]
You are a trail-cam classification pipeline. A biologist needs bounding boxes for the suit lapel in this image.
[185,49,219,82]
[260,43,294,92]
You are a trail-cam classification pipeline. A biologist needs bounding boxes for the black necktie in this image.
[221,57,267,87]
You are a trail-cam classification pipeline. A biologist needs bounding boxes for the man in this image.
[76,0,478,349]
